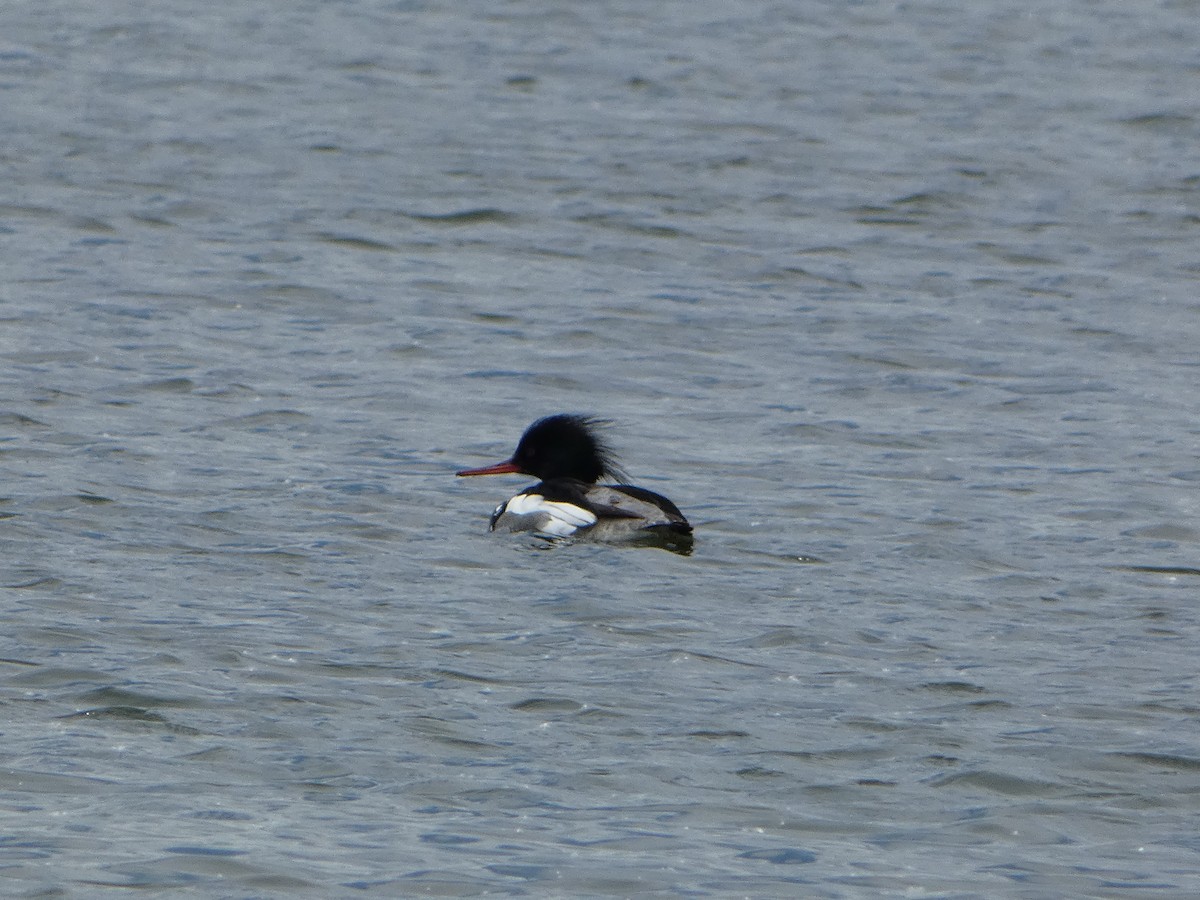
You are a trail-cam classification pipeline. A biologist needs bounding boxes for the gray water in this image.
[3,1,1199,896]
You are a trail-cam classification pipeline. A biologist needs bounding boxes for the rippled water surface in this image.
[4,1,1200,896]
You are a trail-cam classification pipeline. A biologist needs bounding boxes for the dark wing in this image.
[534,479,692,536]
[599,484,693,534]
[535,478,642,520]
[608,484,689,522]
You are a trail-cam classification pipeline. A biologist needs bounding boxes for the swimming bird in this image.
[456,414,692,542]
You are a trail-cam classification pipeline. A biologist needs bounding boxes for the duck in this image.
[456,414,693,542]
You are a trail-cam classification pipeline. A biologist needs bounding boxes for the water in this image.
[3,0,1199,895]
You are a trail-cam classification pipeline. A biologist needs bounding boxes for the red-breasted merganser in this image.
[456,414,693,542]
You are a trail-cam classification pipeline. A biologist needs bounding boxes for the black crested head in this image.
[512,414,625,483]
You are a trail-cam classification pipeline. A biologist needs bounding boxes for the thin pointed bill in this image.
[456,459,523,477]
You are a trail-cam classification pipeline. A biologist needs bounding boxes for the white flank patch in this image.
[504,493,597,536]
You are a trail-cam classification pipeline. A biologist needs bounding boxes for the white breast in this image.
[491,492,598,537]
